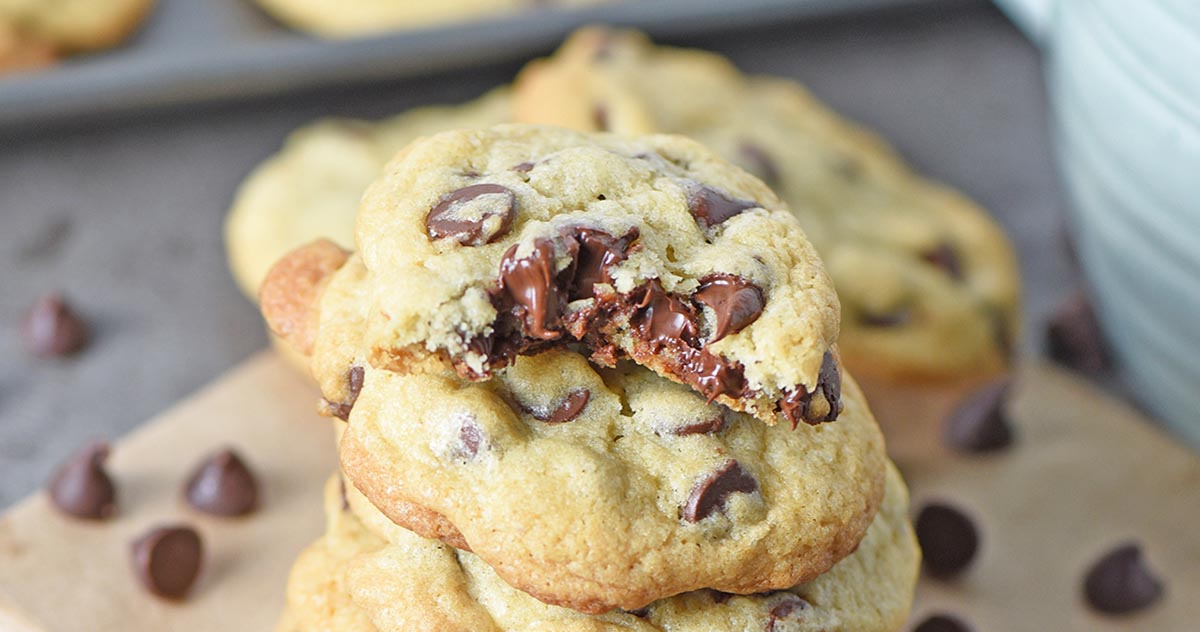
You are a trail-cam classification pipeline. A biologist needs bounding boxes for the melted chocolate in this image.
[498,239,563,340]
[687,184,758,229]
[693,274,764,342]
[426,184,516,246]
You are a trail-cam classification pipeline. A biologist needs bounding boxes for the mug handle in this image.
[991,0,1055,45]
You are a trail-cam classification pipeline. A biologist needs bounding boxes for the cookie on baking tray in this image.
[254,0,612,37]
[0,0,154,69]
[279,464,917,631]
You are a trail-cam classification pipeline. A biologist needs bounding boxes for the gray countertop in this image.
[0,0,1076,507]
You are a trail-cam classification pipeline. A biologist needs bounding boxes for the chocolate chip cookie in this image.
[226,88,511,299]
[306,124,843,427]
[332,347,885,612]
[254,0,612,37]
[0,0,153,68]
[280,463,916,631]
[512,28,1020,387]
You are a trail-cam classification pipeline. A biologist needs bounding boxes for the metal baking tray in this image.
[0,0,938,132]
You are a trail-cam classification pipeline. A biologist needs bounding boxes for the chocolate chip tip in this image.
[1084,541,1164,615]
[184,448,260,517]
[47,440,117,521]
[131,525,204,600]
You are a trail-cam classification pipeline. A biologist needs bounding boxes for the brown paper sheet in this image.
[0,353,1196,631]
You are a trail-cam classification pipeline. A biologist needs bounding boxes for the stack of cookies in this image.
[261,125,919,631]
[226,29,1020,456]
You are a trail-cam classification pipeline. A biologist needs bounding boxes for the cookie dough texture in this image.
[334,124,841,426]
[0,0,152,60]
[226,88,511,298]
[254,0,610,37]
[512,28,1020,384]
[280,464,917,632]
[336,349,886,612]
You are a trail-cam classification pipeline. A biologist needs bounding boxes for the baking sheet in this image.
[0,0,941,131]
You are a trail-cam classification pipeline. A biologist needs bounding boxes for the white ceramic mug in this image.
[995,0,1200,446]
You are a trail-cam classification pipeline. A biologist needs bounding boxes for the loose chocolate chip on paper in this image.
[131,525,204,600]
[687,184,758,229]
[426,183,516,246]
[184,448,259,517]
[683,459,758,522]
[1046,291,1112,375]
[47,441,117,520]
[22,293,89,357]
[912,613,973,632]
[693,275,765,343]
[1083,542,1164,615]
[534,389,590,424]
[915,502,979,578]
[943,377,1014,453]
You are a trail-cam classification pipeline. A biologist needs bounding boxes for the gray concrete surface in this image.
[0,0,1077,506]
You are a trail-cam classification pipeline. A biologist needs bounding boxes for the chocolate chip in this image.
[860,306,912,328]
[678,350,749,404]
[915,502,979,578]
[738,141,781,188]
[426,184,516,246]
[687,184,758,229]
[922,242,964,280]
[1083,542,1164,614]
[709,590,734,604]
[669,412,727,436]
[47,441,116,520]
[326,366,365,421]
[912,614,973,632]
[766,594,809,631]
[683,460,758,522]
[453,418,486,461]
[693,275,765,342]
[592,104,609,131]
[943,377,1014,453]
[624,607,650,618]
[564,227,637,300]
[131,525,203,600]
[512,161,535,173]
[1046,291,1112,375]
[184,448,259,517]
[630,280,699,347]
[777,351,842,428]
[498,239,563,340]
[22,293,88,357]
[533,389,590,424]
